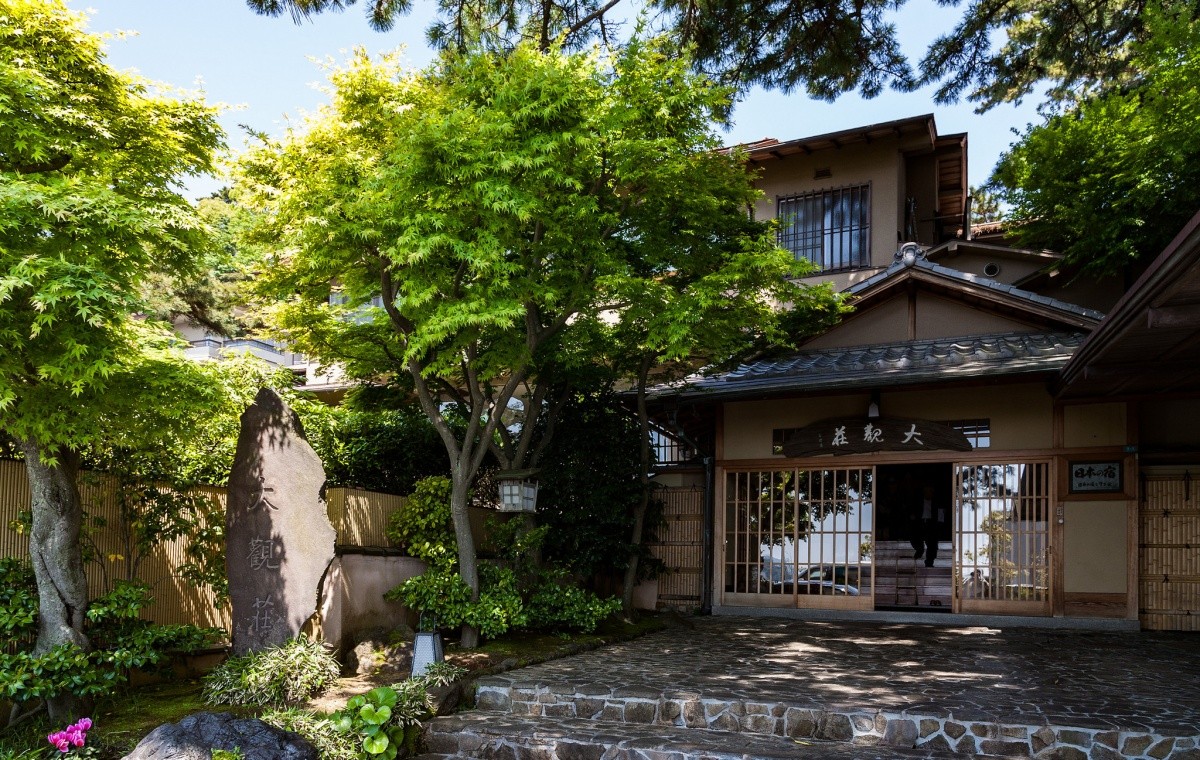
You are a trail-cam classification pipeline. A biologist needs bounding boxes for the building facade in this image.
[648,116,1200,631]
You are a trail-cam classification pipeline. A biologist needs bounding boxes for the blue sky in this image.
[68,0,1042,199]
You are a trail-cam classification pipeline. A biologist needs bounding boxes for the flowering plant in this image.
[46,718,99,757]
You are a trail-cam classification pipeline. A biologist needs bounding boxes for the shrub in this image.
[385,476,456,565]
[0,558,37,643]
[532,385,647,578]
[0,561,224,726]
[202,637,340,708]
[322,392,451,495]
[385,564,473,630]
[526,572,621,633]
[464,565,527,639]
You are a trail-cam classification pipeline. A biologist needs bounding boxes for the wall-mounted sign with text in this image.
[780,417,973,458]
[1068,461,1123,494]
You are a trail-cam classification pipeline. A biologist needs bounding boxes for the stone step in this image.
[423,711,964,759]
[473,678,1194,758]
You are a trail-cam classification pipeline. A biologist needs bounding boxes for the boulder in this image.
[344,626,413,677]
[226,388,336,655]
[121,712,317,760]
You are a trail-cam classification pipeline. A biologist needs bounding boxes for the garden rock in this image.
[121,711,317,760]
[345,626,413,676]
[227,387,337,655]
[430,680,466,716]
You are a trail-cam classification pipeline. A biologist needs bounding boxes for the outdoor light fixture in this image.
[496,469,539,513]
[867,390,881,419]
[411,614,444,678]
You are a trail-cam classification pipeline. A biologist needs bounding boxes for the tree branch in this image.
[564,0,623,42]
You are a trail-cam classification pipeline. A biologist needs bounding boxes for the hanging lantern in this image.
[496,469,539,513]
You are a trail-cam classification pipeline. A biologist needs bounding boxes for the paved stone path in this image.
[480,617,1200,735]
[431,616,1200,758]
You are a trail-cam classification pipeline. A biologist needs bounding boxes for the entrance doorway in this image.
[874,463,954,610]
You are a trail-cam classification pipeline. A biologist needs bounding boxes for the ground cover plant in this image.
[202,637,341,708]
[0,614,671,758]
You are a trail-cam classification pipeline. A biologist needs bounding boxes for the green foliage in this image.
[141,194,265,339]
[386,565,474,630]
[919,0,1179,110]
[969,186,1005,226]
[465,565,528,639]
[202,637,341,708]
[992,9,1200,275]
[385,476,456,564]
[0,558,37,642]
[261,708,359,760]
[328,665,466,759]
[387,522,617,639]
[0,564,223,714]
[323,392,451,494]
[211,750,244,760]
[246,0,1167,112]
[533,385,647,577]
[526,571,623,633]
[0,0,223,453]
[235,40,799,633]
[1,2,229,690]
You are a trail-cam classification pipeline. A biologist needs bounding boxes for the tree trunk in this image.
[621,360,654,618]
[20,439,93,722]
[450,464,480,649]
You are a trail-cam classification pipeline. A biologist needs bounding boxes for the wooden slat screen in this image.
[1140,475,1200,631]
[647,487,703,608]
[723,467,873,606]
[0,460,404,630]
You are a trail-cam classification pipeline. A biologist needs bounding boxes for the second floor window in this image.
[778,184,871,272]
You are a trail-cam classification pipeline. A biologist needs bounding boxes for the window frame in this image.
[776,183,873,273]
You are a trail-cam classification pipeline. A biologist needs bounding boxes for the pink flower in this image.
[47,718,92,753]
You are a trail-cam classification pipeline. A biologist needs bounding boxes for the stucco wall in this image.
[913,294,1035,339]
[804,299,909,349]
[319,554,425,652]
[1063,501,1128,593]
[1064,403,1127,448]
[927,250,1047,284]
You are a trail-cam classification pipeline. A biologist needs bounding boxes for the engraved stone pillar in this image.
[226,388,336,655]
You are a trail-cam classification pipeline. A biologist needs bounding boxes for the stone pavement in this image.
[423,616,1200,759]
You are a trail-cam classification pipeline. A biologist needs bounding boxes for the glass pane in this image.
[956,462,1050,603]
[725,467,873,598]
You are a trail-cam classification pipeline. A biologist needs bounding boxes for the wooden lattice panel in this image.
[648,487,704,608]
[1140,476,1200,631]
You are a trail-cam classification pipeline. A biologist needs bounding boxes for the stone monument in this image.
[226,388,336,655]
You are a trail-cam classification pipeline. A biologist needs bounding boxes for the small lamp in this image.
[496,470,539,513]
[411,613,444,678]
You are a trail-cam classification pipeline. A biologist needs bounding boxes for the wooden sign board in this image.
[1068,461,1123,494]
[781,417,973,458]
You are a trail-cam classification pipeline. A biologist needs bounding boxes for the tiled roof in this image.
[848,255,1106,323]
[652,332,1088,401]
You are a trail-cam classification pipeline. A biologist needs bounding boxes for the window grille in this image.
[724,467,873,598]
[942,419,991,449]
[651,425,694,466]
[777,185,871,271]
